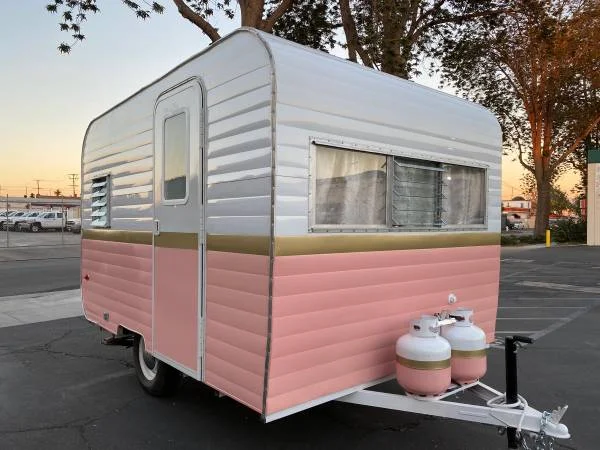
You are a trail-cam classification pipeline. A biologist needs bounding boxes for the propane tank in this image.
[395,315,451,396]
[441,308,487,384]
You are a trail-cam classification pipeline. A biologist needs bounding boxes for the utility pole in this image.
[67,173,79,197]
[33,179,42,197]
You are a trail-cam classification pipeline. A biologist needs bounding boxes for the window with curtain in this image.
[313,145,486,230]
[442,164,486,225]
[315,146,387,226]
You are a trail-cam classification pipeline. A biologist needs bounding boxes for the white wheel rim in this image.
[138,337,158,381]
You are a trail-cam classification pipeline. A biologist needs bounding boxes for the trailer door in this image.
[153,80,203,378]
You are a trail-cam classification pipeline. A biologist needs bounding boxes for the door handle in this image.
[154,219,160,236]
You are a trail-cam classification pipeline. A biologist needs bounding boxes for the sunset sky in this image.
[0,1,577,199]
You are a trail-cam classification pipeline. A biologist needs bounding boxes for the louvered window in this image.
[392,157,445,228]
[91,176,110,228]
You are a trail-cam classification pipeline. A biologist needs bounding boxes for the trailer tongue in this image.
[337,326,569,450]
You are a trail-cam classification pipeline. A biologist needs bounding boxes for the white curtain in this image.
[443,165,486,225]
[315,147,387,225]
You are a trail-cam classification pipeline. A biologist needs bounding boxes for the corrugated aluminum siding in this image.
[263,36,502,236]
[82,32,274,235]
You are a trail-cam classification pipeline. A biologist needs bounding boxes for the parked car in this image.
[6,211,41,231]
[0,211,17,229]
[27,211,66,232]
[16,211,45,231]
[2,211,28,230]
[66,218,81,233]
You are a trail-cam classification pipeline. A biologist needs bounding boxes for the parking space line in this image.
[499,297,598,300]
[498,306,586,309]
[501,259,534,263]
[65,369,134,391]
[494,331,537,334]
[530,305,595,341]
[496,317,566,320]
[516,281,600,294]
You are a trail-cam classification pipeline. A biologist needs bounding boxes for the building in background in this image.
[502,196,532,229]
[587,149,600,245]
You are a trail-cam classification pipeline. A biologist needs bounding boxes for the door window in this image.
[163,112,188,202]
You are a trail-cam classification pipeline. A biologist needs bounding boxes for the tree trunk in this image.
[380,0,406,78]
[240,0,265,28]
[534,178,551,237]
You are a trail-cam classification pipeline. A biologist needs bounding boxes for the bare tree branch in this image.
[172,0,221,42]
[262,0,295,32]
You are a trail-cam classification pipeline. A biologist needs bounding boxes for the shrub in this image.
[550,219,586,243]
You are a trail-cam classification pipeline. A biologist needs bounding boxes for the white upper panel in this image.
[82,30,273,235]
[82,29,502,236]
[258,32,502,236]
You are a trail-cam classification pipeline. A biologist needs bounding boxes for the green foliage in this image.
[183,0,234,20]
[46,0,165,53]
[550,187,574,215]
[438,0,600,235]
[500,234,545,246]
[550,219,587,243]
[270,0,339,51]
[343,0,508,78]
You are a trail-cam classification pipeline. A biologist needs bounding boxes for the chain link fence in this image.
[1,195,81,248]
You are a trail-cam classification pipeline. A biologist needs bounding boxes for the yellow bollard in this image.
[546,229,551,247]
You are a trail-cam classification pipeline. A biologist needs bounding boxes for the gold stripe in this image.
[396,355,451,370]
[206,234,271,255]
[451,349,487,358]
[274,232,499,256]
[154,232,198,249]
[82,229,198,249]
[82,229,152,245]
[85,231,499,255]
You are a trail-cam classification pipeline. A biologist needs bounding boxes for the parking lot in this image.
[0,229,81,248]
[0,245,598,449]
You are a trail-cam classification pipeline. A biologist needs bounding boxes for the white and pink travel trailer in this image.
[81,28,569,444]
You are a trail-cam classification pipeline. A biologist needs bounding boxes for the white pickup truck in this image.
[26,211,66,232]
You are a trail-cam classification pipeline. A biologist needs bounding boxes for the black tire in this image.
[132,334,181,396]
[31,223,40,233]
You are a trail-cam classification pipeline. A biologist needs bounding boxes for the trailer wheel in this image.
[132,334,181,396]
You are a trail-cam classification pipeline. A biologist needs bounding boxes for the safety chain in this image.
[520,412,556,450]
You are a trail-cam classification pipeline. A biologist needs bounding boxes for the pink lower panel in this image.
[154,247,198,373]
[81,239,153,349]
[204,251,270,413]
[396,365,451,396]
[266,245,500,414]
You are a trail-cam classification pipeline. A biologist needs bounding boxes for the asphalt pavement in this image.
[0,245,80,296]
[0,244,599,449]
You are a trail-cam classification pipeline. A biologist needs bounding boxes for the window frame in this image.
[309,139,489,233]
[161,108,190,206]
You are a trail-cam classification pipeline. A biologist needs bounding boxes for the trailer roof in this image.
[86,27,500,151]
